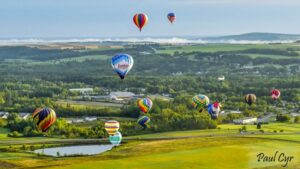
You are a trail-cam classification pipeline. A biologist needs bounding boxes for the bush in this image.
[259,130,264,133]
[276,114,291,122]
[8,131,22,137]
[280,130,284,133]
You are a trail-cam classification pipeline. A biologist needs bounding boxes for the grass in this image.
[0,123,299,169]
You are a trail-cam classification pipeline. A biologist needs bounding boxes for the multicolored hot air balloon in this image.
[105,120,120,136]
[271,89,281,100]
[109,131,122,145]
[138,98,153,114]
[137,116,150,129]
[207,102,221,120]
[111,54,134,79]
[32,108,56,132]
[192,95,210,112]
[245,94,256,106]
[167,13,176,23]
[133,13,148,32]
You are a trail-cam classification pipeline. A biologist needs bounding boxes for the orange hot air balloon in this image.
[133,13,148,32]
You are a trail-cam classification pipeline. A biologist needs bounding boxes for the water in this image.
[34,144,115,157]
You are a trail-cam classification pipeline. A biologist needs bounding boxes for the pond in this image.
[34,144,115,157]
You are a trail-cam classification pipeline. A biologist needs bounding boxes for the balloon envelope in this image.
[192,95,210,112]
[137,116,150,129]
[109,131,122,145]
[167,13,176,23]
[32,108,56,132]
[245,94,256,106]
[138,98,153,114]
[207,102,221,120]
[271,89,281,100]
[111,54,134,79]
[133,13,148,32]
[105,120,120,136]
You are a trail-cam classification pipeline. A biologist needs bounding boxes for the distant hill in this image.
[204,33,300,41]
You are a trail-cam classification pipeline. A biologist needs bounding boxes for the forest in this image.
[0,43,299,139]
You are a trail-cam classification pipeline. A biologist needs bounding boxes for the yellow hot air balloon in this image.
[105,120,120,136]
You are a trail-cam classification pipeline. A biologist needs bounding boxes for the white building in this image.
[233,117,257,125]
[109,92,135,100]
[85,117,97,122]
[0,112,9,119]
[230,111,242,114]
[69,88,93,94]
[19,113,31,120]
[218,76,225,81]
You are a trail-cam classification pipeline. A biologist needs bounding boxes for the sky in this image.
[0,0,300,38]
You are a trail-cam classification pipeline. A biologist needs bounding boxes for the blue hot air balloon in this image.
[111,54,134,79]
[137,116,150,129]
[109,131,122,145]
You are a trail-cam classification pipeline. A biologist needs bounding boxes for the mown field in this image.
[0,123,299,169]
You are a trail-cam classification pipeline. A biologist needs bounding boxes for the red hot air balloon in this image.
[271,89,281,100]
[133,13,148,32]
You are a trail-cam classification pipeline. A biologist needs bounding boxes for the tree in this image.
[294,116,299,123]
[276,114,291,122]
[256,123,262,129]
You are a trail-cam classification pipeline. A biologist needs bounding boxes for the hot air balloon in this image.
[137,116,150,129]
[111,54,134,79]
[167,13,176,23]
[271,89,281,100]
[245,94,256,106]
[207,102,221,120]
[32,108,56,132]
[138,98,153,114]
[105,120,120,136]
[109,131,122,145]
[192,95,210,112]
[133,13,148,32]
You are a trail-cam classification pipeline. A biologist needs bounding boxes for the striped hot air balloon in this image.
[167,13,176,23]
[133,13,148,32]
[105,120,120,136]
[32,108,56,132]
[109,131,122,145]
[192,95,210,112]
[138,98,153,114]
[137,116,150,129]
[245,94,257,106]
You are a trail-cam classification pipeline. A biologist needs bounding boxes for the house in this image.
[109,92,135,100]
[230,111,242,114]
[85,117,97,122]
[0,112,9,119]
[233,117,257,125]
[69,88,93,95]
[218,76,225,81]
[19,113,31,120]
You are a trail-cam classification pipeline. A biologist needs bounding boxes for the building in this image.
[233,117,257,125]
[218,76,225,81]
[229,111,242,114]
[69,88,93,94]
[85,117,97,122]
[0,112,9,119]
[109,92,135,100]
[19,113,31,120]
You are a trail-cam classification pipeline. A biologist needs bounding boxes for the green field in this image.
[0,123,299,169]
